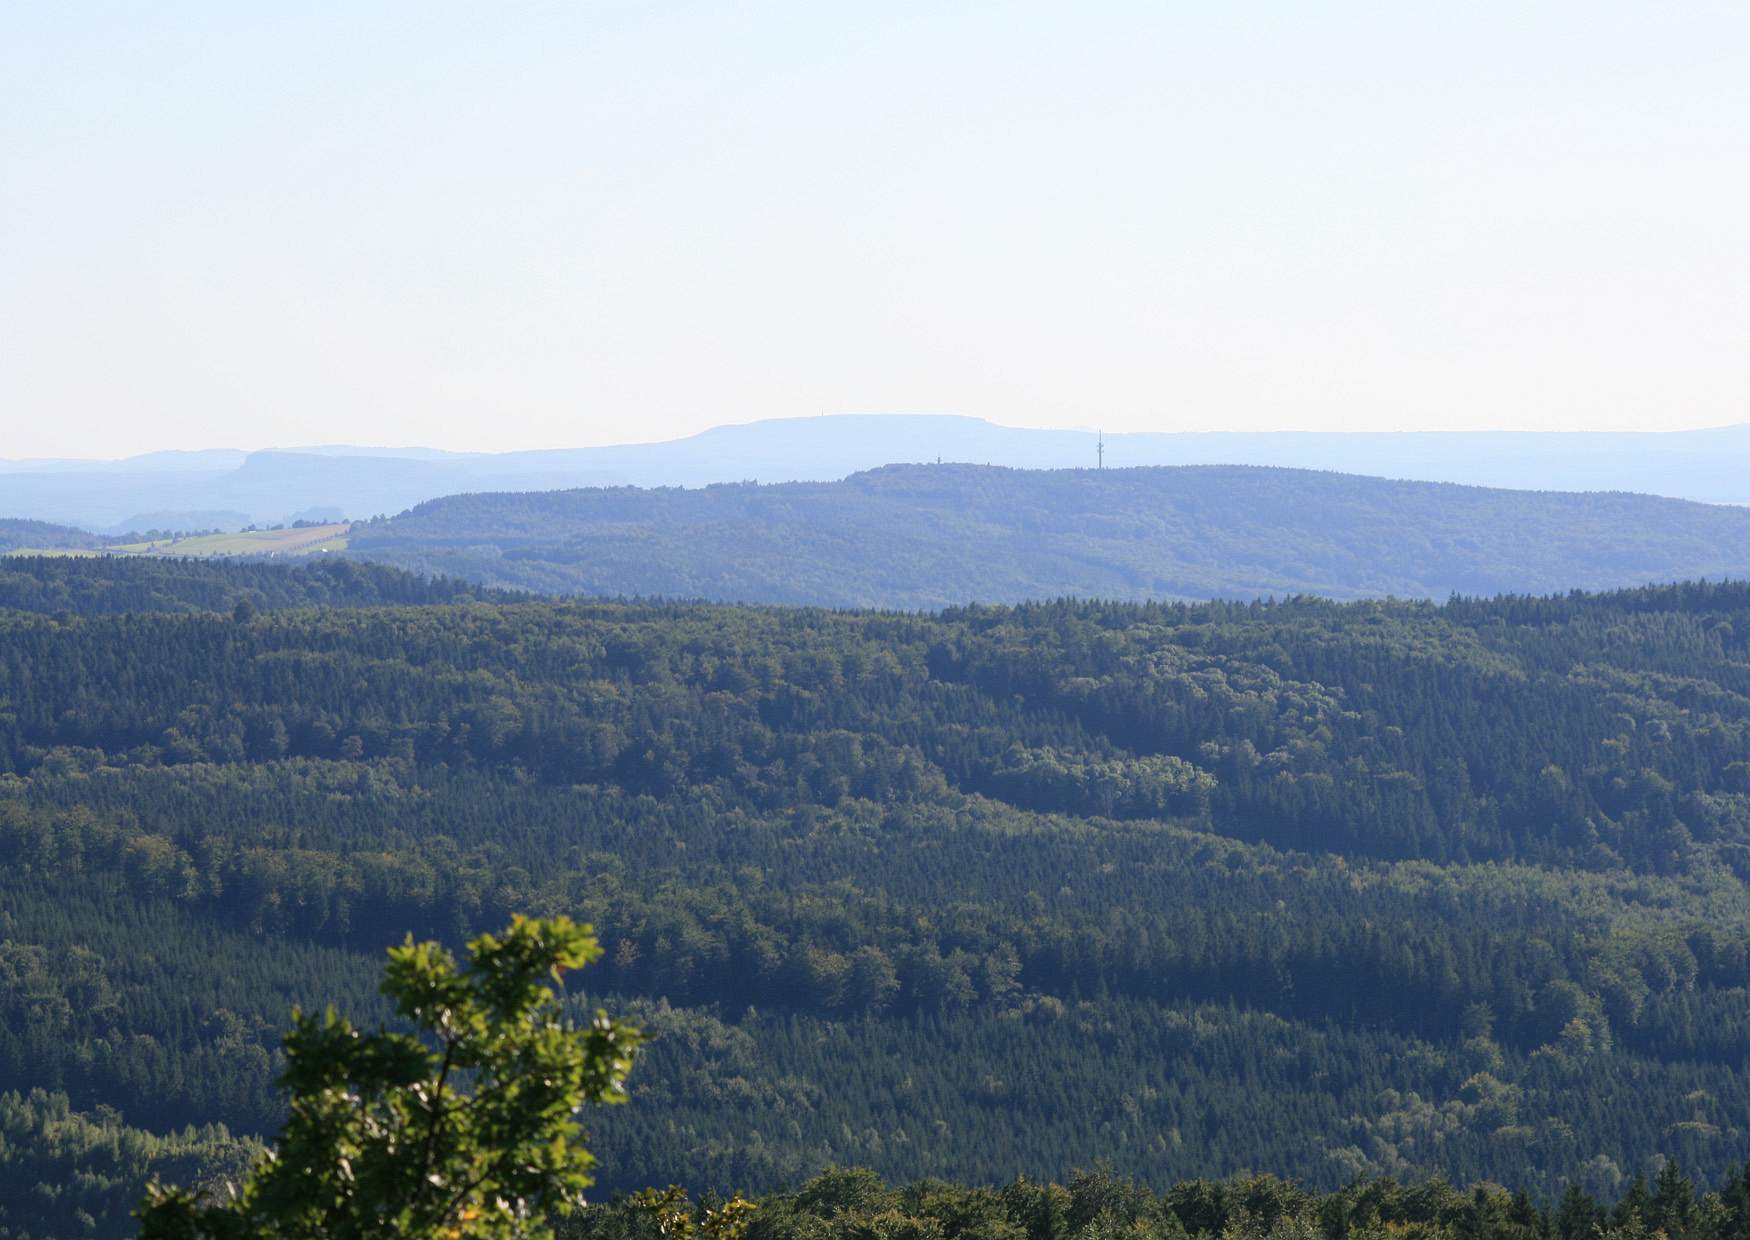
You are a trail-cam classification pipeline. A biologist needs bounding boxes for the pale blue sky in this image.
[3,1,1747,457]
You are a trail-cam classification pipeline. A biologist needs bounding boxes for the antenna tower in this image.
[1097,431,1105,470]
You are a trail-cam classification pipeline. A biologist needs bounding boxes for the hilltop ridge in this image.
[347,462,1750,606]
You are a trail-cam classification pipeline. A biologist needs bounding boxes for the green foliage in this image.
[11,568,1750,1231]
[562,1164,1750,1240]
[631,1186,757,1240]
[0,1089,254,1238]
[136,916,641,1239]
[0,554,516,616]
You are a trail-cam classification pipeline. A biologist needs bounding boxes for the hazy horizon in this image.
[6,2,1748,459]
[6,410,1750,467]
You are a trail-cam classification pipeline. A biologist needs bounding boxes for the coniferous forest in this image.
[7,558,1750,1232]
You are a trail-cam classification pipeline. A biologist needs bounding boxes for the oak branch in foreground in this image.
[138,915,642,1240]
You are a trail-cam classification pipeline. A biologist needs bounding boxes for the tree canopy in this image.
[137,916,641,1240]
[7,565,1750,1231]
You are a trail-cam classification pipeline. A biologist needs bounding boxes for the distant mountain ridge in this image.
[346,463,1750,607]
[6,415,1750,531]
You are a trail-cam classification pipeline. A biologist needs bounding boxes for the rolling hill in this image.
[0,518,106,553]
[346,464,1750,606]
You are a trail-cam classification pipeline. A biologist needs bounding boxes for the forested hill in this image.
[14,578,1750,1232]
[347,464,1750,606]
[0,555,520,615]
[0,517,103,552]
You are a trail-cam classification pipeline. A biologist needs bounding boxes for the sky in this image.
[2,1,1747,459]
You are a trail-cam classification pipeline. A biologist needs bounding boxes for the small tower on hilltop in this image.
[1097,430,1105,470]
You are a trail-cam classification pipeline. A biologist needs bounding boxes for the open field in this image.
[11,523,351,559]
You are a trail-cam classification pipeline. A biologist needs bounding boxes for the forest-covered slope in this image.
[0,517,105,552]
[347,464,1750,606]
[9,572,1750,1234]
[0,555,518,615]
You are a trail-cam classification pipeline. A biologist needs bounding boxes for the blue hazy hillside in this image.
[347,463,1750,607]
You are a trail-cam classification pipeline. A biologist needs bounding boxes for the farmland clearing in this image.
[11,523,351,559]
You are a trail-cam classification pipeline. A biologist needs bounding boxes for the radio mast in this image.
[1097,430,1104,470]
